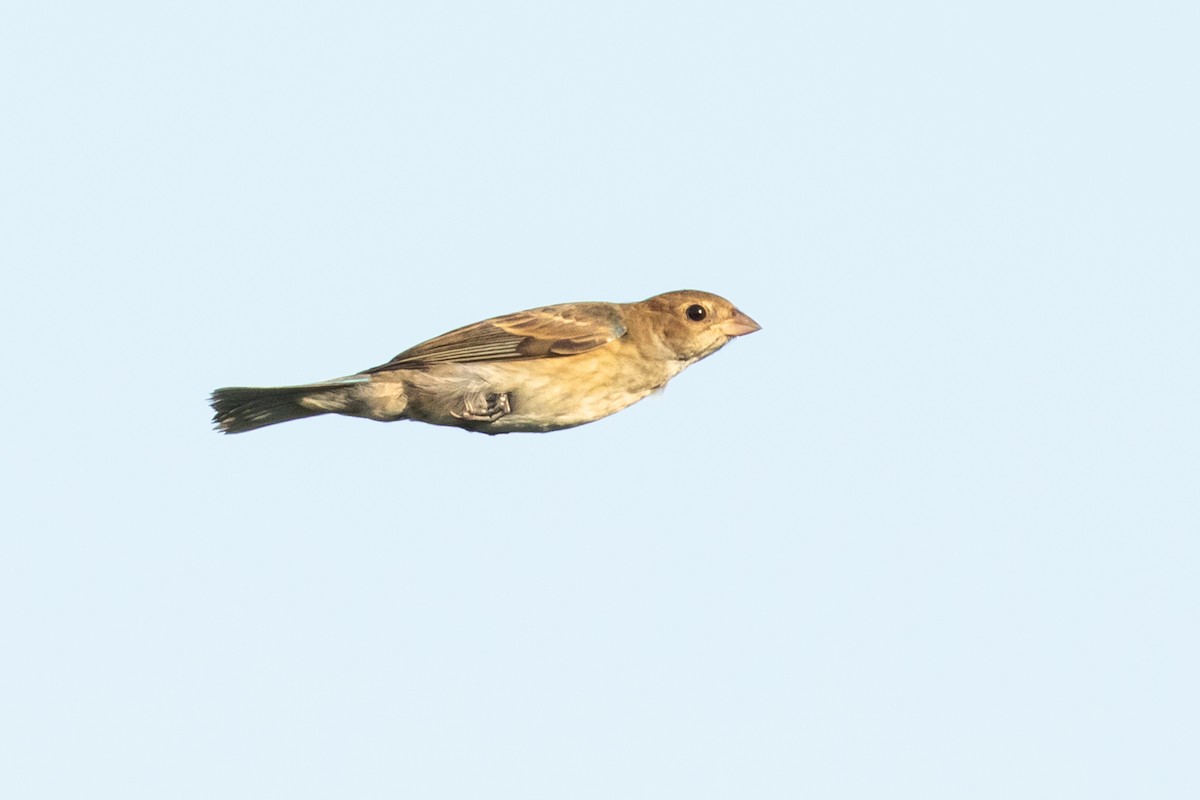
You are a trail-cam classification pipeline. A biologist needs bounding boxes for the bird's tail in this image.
[209,378,366,434]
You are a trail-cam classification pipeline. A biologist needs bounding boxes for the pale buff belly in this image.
[396,355,682,433]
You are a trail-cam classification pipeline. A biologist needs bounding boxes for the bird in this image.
[209,289,760,435]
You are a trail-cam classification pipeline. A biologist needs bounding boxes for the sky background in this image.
[2,2,1198,798]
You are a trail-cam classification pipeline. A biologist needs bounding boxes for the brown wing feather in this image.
[364,302,627,372]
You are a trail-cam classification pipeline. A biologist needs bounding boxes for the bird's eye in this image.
[685,304,707,322]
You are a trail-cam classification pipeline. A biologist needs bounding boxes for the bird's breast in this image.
[407,342,680,432]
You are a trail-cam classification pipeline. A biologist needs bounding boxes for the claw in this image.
[451,391,512,422]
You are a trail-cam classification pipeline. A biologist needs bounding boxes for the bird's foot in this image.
[452,391,512,422]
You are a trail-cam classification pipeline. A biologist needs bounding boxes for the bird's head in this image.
[636,290,761,363]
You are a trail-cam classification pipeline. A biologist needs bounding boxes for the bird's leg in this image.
[451,391,512,422]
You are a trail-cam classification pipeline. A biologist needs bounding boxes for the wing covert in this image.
[364,302,626,372]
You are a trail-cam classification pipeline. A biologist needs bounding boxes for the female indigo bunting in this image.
[210,290,760,435]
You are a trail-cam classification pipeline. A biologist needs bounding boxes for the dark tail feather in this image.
[210,383,343,434]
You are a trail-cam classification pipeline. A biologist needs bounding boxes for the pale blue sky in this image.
[2,2,1197,798]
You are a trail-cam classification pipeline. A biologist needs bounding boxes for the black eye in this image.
[685,304,707,322]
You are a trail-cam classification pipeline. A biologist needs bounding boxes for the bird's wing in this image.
[363,302,627,372]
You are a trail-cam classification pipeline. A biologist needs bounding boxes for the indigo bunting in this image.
[210,290,760,435]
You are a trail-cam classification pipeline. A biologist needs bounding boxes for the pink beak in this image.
[721,308,762,337]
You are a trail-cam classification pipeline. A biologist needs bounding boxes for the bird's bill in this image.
[721,309,762,337]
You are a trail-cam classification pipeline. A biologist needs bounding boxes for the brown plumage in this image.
[210,290,760,435]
